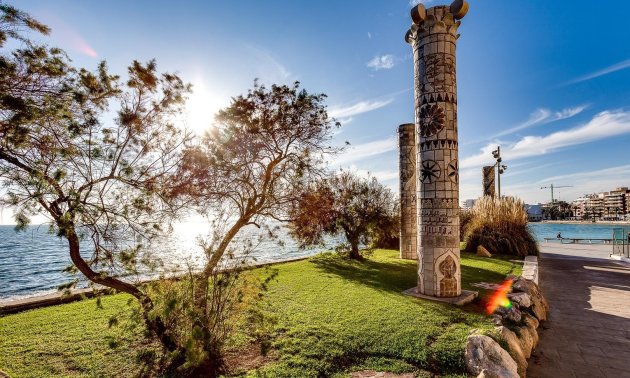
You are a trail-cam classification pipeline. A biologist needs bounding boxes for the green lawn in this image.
[0,249,521,377]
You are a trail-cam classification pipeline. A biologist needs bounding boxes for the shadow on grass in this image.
[309,252,518,300]
[309,253,417,293]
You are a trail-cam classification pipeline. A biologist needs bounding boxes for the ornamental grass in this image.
[464,196,539,257]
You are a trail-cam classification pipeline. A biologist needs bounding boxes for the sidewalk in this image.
[527,244,630,378]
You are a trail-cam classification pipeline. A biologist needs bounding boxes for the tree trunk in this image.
[345,232,362,260]
[65,224,178,352]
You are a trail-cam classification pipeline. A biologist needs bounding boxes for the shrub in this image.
[464,196,538,257]
[459,209,474,242]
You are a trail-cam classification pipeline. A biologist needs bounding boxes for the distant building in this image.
[569,187,630,221]
[525,204,543,222]
[603,187,629,221]
[571,197,589,220]
[462,199,477,209]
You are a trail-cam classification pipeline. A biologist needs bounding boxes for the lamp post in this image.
[491,146,507,198]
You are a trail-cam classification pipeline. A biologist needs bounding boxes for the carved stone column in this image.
[399,123,417,260]
[405,1,468,298]
[482,165,496,197]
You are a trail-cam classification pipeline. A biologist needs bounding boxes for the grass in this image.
[0,249,521,377]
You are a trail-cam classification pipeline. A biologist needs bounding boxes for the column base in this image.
[402,287,478,306]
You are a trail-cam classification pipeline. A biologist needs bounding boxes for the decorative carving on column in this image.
[405,0,468,298]
[482,165,496,197]
[399,123,417,260]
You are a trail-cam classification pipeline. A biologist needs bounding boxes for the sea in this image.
[0,222,626,303]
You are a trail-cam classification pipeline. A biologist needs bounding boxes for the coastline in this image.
[531,220,630,226]
[0,254,314,314]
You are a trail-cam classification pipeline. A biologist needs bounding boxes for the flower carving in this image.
[420,160,440,184]
[419,104,446,137]
[447,159,458,184]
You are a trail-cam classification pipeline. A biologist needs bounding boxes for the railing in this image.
[612,227,630,258]
[544,237,613,244]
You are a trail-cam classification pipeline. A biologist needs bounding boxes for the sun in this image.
[184,80,225,135]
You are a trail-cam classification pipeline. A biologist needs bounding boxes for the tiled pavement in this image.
[527,244,630,378]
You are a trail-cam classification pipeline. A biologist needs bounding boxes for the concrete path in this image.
[527,244,630,378]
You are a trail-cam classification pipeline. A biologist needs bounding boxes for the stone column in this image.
[405,1,468,298]
[482,165,496,197]
[399,123,417,260]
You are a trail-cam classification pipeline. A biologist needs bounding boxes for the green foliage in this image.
[1,250,522,377]
[289,171,399,259]
[464,196,539,257]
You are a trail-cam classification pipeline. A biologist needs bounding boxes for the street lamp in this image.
[491,146,507,198]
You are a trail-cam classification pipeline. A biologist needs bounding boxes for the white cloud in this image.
[348,165,399,182]
[367,54,395,71]
[333,136,397,166]
[461,109,630,169]
[565,58,630,85]
[328,98,393,119]
[337,117,354,125]
[492,105,588,138]
[409,0,435,5]
[367,32,372,40]
[245,45,293,84]
[501,165,630,204]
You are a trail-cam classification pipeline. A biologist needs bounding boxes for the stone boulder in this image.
[513,324,536,359]
[477,245,492,257]
[522,314,540,347]
[495,326,528,378]
[465,334,519,378]
[512,276,548,321]
[495,305,522,324]
[508,292,532,309]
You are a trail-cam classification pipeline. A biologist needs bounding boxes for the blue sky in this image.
[2,0,630,223]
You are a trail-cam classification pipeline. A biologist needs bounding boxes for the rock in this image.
[495,326,528,378]
[477,245,492,257]
[514,325,535,359]
[522,313,540,348]
[465,334,519,378]
[477,370,503,378]
[508,292,532,309]
[492,314,503,326]
[496,305,522,323]
[512,276,549,321]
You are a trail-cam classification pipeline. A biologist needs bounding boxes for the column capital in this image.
[405,1,468,44]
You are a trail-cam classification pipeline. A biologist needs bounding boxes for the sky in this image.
[1,0,630,224]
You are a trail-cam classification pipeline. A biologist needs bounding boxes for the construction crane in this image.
[540,184,573,204]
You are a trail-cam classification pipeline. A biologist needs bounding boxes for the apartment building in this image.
[571,187,629,220]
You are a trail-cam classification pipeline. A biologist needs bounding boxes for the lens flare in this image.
[486,278,513,314]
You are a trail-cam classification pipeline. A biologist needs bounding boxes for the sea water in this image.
[0,222,339,302]
[0,222,623,302]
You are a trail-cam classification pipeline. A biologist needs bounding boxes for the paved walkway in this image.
[527,244,630,378]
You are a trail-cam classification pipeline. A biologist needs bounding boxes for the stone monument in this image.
[401,0,475,303]
[482,165,496,197]
[399,123,417,260]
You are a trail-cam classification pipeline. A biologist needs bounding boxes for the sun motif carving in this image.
[447,159,458,184]
[420,160,440,184]
[419,104,446,138]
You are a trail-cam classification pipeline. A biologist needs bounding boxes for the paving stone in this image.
[526,245,630,378]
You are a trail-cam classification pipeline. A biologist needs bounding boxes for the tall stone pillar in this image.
[399,123,417,260]
[405,1,468,298]
[482,165,496,197]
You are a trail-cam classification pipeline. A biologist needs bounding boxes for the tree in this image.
[169,80,339,373]
[1,4,191,354]
[289,171,398,260]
